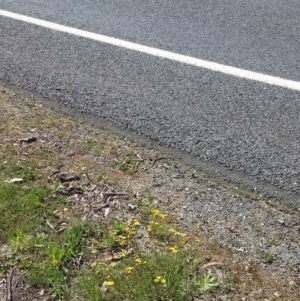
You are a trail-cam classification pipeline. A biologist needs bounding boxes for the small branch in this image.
[102,192,127,196]
[6,268,14,301]
[201,261,224,269]
[149,157,172,169]
[19,137,37,143]
[59,175,80,183]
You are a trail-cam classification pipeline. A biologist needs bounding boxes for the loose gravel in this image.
[133,157,300,290]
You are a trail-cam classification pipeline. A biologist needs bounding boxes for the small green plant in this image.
[97,172,108,181]
[119,162,129,172]
[225,271,236,285]
[45,242,67,266]
[63,226,85,258]
[194,273,219,292]
[100,231,119,250]
[261,251,273,263]
[9,228,32,253]
[22,168,36,182]
[111,220,127,233]
[52,180,65,192]
[82,272,101,301]
[254,242,273,263]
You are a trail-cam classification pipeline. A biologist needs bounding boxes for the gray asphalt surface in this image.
[0,1,300,206]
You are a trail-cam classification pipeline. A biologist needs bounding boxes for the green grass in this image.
[0,182,63,242]
[87,251,196,301]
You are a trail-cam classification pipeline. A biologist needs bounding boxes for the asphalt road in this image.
[0,1,300,206]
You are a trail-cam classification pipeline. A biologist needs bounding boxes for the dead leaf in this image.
[45,219,55,230]
[103,207,110,217]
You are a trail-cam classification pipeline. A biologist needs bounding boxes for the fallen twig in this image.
[19,137,37,143]
[6,268,14,301]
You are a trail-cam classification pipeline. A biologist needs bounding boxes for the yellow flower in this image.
[150,221,159,226]
[169,246,179,253]
[98,261,106,266]
[119,251,127,258]
[151,209,161,216]
[91,262,97,268]
[158,213,167,219]
[154,275,166,284]
[126,230,136,238]
[118,235,127,246]
[134,258,143,265]
[103,280,114,286]
[119,240,127,246]
[195,238,201,243]
[131,219,140,227]
[169,228,177,234]
[90,249,98,254]
[125,267,134,274]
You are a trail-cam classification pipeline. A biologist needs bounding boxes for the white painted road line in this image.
[1,9,300,91]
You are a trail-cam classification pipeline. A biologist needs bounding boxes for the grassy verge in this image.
[0,87,297,300]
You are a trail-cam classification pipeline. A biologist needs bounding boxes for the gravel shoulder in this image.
[0,86,299,300]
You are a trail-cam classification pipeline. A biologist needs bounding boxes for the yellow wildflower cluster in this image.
[153,275,166,284]
[117,234,127,246]
[130,219,141,227]
[195,238,201,243]
[118,251,127,258]
[134,257,145,265]
[169,228,186,237]
[125,266,134,274]
[113,219,141,247]
[103,280,114,286]
[91,260,106,268]
[168,246,179,253]
[147,220,165,236]
[151,208,167,219]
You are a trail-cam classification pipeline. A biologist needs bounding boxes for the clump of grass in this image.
[9,228,32,253]
[46,242,67,266]
[63,226,85,258]
[261,251,273,263]
[97,172,108,181]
